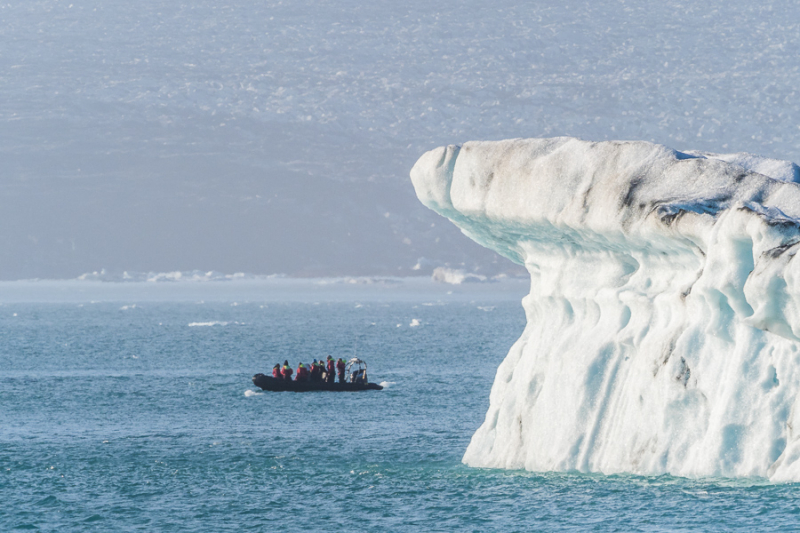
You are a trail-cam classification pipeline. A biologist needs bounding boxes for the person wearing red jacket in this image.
[295,362,309,381]
[336,358,346,383]
[272,364,281,379]
[326,356,335,383]
[281,360,293,381]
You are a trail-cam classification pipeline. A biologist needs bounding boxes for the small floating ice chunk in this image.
[188,321,229,327]
[244,390,262,397]
[409,318,421,327]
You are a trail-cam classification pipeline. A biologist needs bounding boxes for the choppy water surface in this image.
[2,293,800,531]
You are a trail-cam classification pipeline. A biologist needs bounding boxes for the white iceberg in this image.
[431,267,487,284]
[411,137,800,481]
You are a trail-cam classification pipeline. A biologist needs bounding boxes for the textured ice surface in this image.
[412,137,800,480]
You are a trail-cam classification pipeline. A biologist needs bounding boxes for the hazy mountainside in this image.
[1,0,799,278]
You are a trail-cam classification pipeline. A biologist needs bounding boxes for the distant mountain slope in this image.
[1,0,798,278]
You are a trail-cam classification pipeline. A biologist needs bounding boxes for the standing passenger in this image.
[326,356,335,383]
[281,360,293,381]
[336,358,346,383]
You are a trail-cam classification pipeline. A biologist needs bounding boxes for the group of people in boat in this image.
[273,355,347,384]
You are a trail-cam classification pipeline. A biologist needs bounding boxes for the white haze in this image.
[2,0,799,279]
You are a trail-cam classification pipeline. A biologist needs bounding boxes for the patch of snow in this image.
[431,267,487,285]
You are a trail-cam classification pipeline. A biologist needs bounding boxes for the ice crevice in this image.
[410,137,800,481]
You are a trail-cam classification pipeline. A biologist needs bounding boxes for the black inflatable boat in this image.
[252,374,383,392]
[252,358,383,392]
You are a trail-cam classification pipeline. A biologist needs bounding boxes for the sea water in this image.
[1,281,800,532]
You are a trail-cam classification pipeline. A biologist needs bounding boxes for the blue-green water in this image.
[2,296,800,531]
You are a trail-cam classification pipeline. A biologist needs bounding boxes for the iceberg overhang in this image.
[411,137,800,480]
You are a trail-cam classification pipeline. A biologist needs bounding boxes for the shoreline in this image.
[0,275,530,303]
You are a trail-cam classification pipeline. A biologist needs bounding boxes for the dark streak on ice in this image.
[621,176,645,210]
[654,336,678,377]
[675,357,691,388]
[681,268,703,301]
[764,241,800,259]
[738,205,800,230]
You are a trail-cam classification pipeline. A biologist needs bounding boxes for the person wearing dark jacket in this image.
[281,360,293,381]
[336,358,346,383]
[272,364,281,379]
[326,356,336,383]
[295,362,309,381]
[309,359,320,381]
